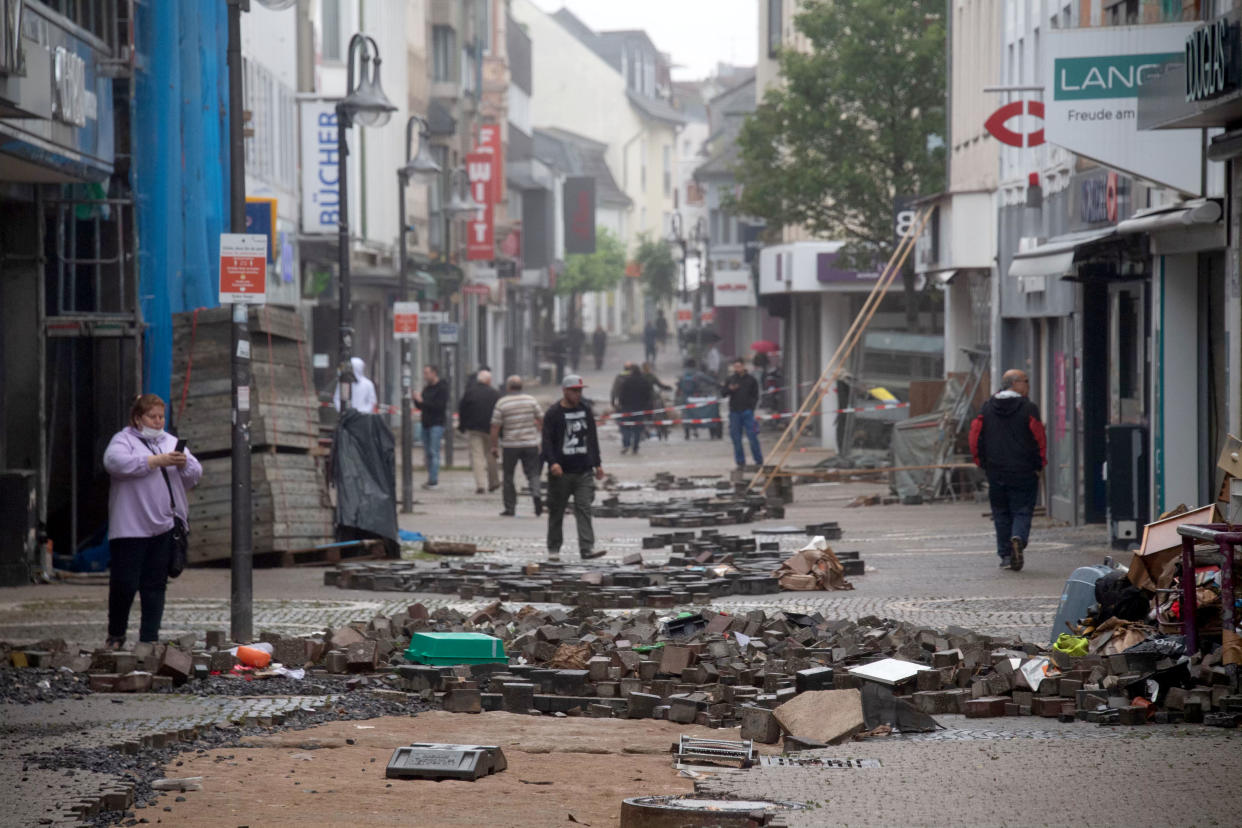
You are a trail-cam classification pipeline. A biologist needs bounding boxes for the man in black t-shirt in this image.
[722,358,763,468]
[540,374,605,561]
[413,364,449,488]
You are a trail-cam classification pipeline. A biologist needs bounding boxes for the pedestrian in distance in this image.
[413,364,449,488]
[641,361,673,442]
[332,356,378,413]
[457,369,501,494]
[722,358,763,468]
[969,369,1046,571]
[617,363,653,455]
[549,333,568,383]
[491,375,544,517]
[610,361,636,411]
[643,320,658,365]
[566,325,586,372]
[592,324,607,371]
[655,309,669,346]
[102,394,202,649]
[705,342,722,379]
[677,358,719,441]
[541,374,606,561]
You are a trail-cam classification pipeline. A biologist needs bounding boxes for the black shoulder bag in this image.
[145,440,189,578]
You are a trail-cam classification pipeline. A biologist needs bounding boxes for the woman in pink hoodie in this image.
[102,394,202,648]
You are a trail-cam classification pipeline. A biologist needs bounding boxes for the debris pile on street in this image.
[325,530,864,603]
[4,597,1238,737]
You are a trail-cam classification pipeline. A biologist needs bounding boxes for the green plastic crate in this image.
[403,632,507,665]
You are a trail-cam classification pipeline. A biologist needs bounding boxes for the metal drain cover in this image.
[621,796,806,828]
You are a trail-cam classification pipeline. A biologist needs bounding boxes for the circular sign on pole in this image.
[984,100,1046,148]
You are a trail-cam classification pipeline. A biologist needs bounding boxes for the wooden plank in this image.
[769,462,977,478]
[173,306,306,341]
[188,534,338,563]
[279,540,386,567]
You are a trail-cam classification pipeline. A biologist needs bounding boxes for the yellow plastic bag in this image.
[1053,633,1088,658]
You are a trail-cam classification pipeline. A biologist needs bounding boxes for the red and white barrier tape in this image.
[607,402,908,427]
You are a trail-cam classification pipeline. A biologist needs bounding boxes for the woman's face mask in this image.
[137,407,166,441]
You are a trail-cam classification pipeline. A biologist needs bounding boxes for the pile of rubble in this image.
[326,529,864,605]
[5,600,1238,733]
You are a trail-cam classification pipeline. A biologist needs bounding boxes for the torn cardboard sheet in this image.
[774,535,854,592]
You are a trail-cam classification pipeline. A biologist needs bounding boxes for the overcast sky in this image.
[529,0,758,80]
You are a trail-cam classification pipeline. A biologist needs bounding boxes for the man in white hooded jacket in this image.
[333,356,379,413]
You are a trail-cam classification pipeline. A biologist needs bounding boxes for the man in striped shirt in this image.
[490,375,544,517]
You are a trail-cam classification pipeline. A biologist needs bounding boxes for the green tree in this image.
[633,234,678,306]
[557,227,625,327]
[559,226,626,296]
[731,0,945,266]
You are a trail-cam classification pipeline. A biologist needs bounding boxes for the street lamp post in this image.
[335,33,396,415]
[397,116,440,513]
[691,217,709,364]
[438,166,477,471]
[224,0,295,644]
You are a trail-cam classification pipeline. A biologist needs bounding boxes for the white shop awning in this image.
[1008,228,1118,279]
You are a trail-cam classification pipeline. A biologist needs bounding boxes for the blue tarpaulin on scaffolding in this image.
[132,1,231,411]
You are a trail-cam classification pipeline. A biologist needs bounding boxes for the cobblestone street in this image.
[0,342,1237,826]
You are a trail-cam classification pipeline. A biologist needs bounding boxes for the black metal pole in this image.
[398,167,413,512]
[336,106,354,415]
[226,0,253,644]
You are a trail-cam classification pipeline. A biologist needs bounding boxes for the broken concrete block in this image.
[772,689,864,745]
[157,646,192,684]
[88,674,119,693]
[587,656,611,681]
[1032,696,1069,718]
[208,651,238,673]
[345,640,378,672]
[552,670,588,696]
[659,645,694,676]
[501,682,535,714]
[626,692,660,719]
[443,688,483,713]
[112,671,153,693]
[667,696,700,724]
[964,696,1007,718]
[330,625,366,649]
[325,650,348,674]
[740,705,782,743]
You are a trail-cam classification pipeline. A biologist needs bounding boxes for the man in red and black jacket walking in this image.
[969,369,1046,571]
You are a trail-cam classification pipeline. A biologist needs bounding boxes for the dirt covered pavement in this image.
[153,712,759,827]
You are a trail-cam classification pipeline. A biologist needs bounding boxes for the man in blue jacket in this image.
[970,369,1046,571]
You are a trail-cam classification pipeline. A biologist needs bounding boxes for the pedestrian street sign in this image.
[219,234,268,304]
[394,302,419,339]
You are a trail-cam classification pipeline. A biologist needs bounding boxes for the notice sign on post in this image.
[219,234,268,304]
[394,302,420,339]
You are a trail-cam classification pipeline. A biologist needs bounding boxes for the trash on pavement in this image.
[672,735,754,769]
[231,643,273,669]
[403,632,507,665]
[150,777,203,792]
[773,535,853,592]
[846,657,931,686]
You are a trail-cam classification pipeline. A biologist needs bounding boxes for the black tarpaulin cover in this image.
[332,410,398,549]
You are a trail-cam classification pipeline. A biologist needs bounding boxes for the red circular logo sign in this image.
[984,100,1046,148]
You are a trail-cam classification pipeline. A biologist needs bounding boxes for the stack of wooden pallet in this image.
[172,307,334,564]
